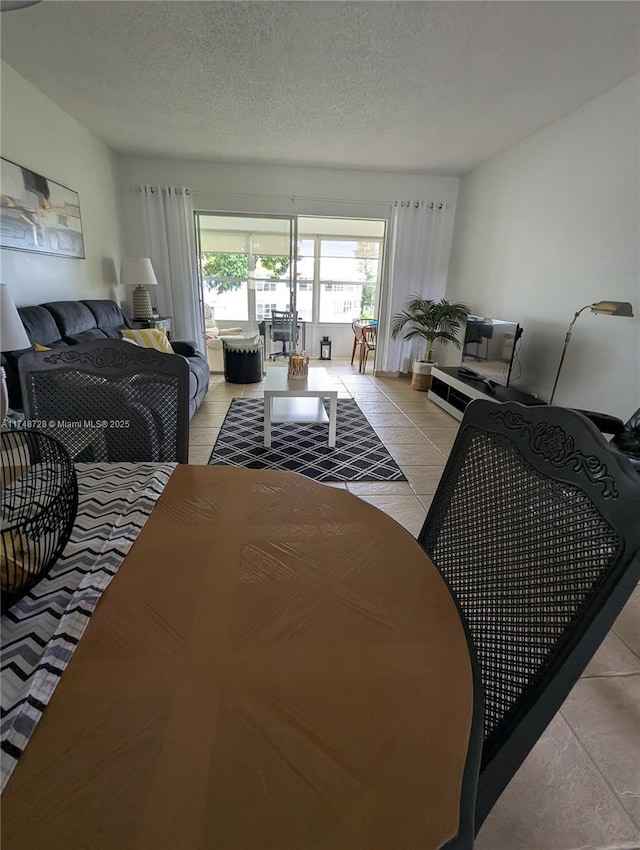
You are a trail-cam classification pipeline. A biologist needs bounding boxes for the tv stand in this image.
[429,366,544,421]
[456,368,496,394]
[457,366,481,379]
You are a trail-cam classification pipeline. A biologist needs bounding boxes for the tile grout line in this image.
[560,696,640,834]
[609,628,640,662]
[580,671,640,681]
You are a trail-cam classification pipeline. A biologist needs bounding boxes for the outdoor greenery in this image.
[359,286,375,319]
[201,253,291,294]
[391,295,470,363]
[355,241,379,319]
[201,253,247,293]
[259,255,291,280]
[201,241,378,319]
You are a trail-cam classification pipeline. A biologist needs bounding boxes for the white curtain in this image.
[378,200,449,373]
[139,185,204,349]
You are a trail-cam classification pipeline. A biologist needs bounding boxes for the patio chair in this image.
[361,324,377,373]
[19,339,190,463]
[417,399,640,831]
[350,321,365,368]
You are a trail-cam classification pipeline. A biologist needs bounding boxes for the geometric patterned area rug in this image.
[208,397,407,482]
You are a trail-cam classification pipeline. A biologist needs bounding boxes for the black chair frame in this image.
[418,400,640,830]
[19,340,190,463]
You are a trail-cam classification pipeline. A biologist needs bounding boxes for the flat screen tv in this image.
[460,316,523,387]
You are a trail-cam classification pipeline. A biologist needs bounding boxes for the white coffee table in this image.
[263,367,338,448]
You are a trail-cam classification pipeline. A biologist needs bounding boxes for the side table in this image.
[263,366,338,449]
[131,317,173,340]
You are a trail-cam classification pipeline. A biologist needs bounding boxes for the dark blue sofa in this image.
[2,299,209,419]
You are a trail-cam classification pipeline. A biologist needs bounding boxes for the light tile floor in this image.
[190,359,640,850]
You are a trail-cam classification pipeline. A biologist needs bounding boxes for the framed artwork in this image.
[0,157,85,259]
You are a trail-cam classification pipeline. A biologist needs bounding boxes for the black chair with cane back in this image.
[417,399,640,831]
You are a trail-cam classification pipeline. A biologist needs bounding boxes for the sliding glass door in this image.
[195,213,296,327]
[195,212,386,360]
[296,217,384,326]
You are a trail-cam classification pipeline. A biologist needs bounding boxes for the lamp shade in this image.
[549,298,635,404]
[0,285,30,350]
[590,301,633,317]
[120,258,158,288]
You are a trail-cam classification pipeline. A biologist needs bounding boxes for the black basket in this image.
[1,429,78,612]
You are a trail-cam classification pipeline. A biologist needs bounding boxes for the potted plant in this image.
[391,296,470,391]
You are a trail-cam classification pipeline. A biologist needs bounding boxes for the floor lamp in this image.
[0,285,31,422]
[549,301,634,404]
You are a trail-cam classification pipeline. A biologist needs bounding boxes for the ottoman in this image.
[223,338,264,384]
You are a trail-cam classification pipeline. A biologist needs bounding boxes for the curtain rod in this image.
[188,189,449,209]
[190,189,393,207]
[135,185,450,209]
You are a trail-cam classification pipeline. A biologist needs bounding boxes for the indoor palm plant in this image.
[391,295,470,390]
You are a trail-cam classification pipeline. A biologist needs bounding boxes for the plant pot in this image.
[411,360,436,392]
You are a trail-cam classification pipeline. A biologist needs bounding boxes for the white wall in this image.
[446,74,639,420]
[0,62,123,308]
[115,156,459,357]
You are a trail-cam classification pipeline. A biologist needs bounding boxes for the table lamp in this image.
[120,258,158,320]
[0,284,31,422]
[549,300,634,404]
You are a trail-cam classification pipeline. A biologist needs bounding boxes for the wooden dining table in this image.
[2,465,480,850]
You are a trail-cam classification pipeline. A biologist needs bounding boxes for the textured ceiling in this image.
[1,1,639,175]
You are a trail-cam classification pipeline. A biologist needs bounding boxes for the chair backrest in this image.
[352,321,365,342]
[19,340,190,463]
[362,325,376,348]
[203,301,217,332]
[418,400,640,829]
[270,310,298,342]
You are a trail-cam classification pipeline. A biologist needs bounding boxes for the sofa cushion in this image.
[17,306,63,346]
[82,299,132,336]
[42,301,97,337]
[187,349,210,402]
[171,340,200,357]
[64,329,110,344]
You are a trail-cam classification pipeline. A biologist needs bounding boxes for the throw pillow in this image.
[33,344,51,351]
[121,328,174,354]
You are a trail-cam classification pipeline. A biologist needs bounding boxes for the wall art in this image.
[0,157,85,259]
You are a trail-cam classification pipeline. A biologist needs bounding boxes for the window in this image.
[295,219,385,324]
[257,303,277,322]
[197,215,294,323]
[200,232,250,321]
[333,299,359,315]
[316,237,381,324]
[197,215,385,325]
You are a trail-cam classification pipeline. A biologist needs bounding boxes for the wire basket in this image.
[1,429,78,612]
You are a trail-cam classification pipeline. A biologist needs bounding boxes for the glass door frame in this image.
[194,211,298,336]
